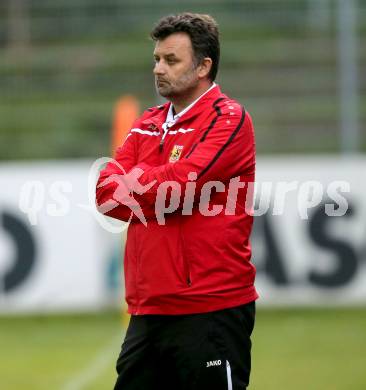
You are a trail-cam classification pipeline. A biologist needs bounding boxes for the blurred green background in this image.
[1,1,365,389]
[1,0,365,160]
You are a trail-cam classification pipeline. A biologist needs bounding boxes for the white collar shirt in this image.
[163,82,217,131]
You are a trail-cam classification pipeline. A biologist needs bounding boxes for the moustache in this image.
[156,78,169,85]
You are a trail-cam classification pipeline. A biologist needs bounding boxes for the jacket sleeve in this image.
[95,127,159,222]
[95,132,135,221]
[131,107,255,204]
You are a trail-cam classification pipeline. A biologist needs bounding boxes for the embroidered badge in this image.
[148,123,158,131]
[169,145,184,162]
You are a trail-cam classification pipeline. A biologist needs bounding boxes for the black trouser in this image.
[114,301,256,390]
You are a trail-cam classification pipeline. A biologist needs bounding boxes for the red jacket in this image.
[96,85,258,315]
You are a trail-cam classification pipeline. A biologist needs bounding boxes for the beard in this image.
[155,68,199,100]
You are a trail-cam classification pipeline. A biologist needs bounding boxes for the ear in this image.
[197,58,213,79]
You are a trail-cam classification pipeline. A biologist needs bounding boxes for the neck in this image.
[171,81,213,115]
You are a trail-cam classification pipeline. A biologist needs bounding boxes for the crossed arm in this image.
[95,109,255,222]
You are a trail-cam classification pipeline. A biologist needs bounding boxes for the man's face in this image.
[153,32,200,99]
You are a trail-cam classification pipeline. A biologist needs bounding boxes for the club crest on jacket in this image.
[169,145,184,162]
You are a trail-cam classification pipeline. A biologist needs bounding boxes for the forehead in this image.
[153,32,193,56]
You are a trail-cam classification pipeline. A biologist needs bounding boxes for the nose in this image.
[153,60,165,76]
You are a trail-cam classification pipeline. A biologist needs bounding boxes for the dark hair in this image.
[150,13,220,81]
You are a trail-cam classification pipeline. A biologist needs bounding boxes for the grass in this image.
[0,308,365,390]
[0,311,124,390]
[251,308,366,390]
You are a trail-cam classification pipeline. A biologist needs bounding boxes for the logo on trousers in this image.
[206,360,222,367]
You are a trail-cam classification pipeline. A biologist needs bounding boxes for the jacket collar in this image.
[173,84,223,126]
[166,82,218,125]
[143,84,223,130]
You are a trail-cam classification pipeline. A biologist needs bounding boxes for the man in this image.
[96,13,258,390]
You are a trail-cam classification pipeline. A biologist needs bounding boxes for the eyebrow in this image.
[153,53,178,59]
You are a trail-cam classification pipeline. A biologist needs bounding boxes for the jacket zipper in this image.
[159,122,169,152]
[133,223,140,313]
[182,253,192,287]
[159,118,191,286]
[179,219,192,287]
